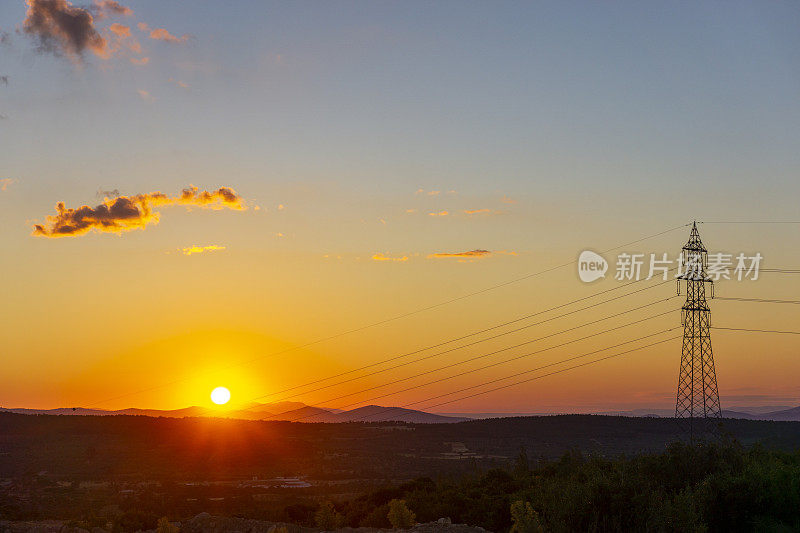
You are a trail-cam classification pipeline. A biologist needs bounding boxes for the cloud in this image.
[108,22,129,37]
[91,0,132,19]
[148,27,188,43]
[168,77,189,88]
[415,188,441,196]
[428,249,492,259]
[372,253,409,262]
[32,185,246,238]
[463,208,491,215]
[130,56,149,65]
[501,195,517,204]
[23,0,111,61]
[137,88,154,101]
[428,211,449,217]
[1,178,16,191]
[96,187,120,198]
[180,244,226,256]
[0,75,8,85]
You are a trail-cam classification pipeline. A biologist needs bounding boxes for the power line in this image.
[345,332,682,422]
[761,269,800,274]
[244,278,676,405]
[712,327,800,335]
[320,312,677,415]
[700,221,800,224]
[716,297,800,305]
[420,335,681,412]
[83,223,688,409]
[254,307,677,422]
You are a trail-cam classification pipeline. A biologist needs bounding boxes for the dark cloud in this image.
[23,0,111,61]
[0,76,8,85]
[33,186,246,238]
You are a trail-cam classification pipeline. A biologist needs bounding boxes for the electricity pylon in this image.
[675,222,722,441]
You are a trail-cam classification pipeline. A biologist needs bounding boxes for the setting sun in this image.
[210,387,231,405]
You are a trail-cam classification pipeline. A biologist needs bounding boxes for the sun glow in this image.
[210,386,231,405]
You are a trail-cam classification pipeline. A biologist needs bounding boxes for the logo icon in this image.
[578,250,608,283]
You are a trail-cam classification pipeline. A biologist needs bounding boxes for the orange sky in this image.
[1,1,799,413]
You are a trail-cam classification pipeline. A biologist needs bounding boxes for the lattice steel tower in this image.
[675,222,722,440]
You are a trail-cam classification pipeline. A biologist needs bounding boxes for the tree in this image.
[315,501,344,530]
[510,500,544,533]
[388,499,416,529]
[515,446,530,478]
[156,517,179,533]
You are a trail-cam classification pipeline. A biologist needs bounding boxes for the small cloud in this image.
[274,232,284,238]
[0,113,8,120]
[447,190,457,195]
[0,75,8,85]
[428,249,491,259]
[180,244,226,256]
[1,178,16,191]
[428,211,449,217]
[500,195,517,204]
[136,21,148,32]
[379,218,387,225]
[495,250,519,256]
[463,208,492,215]
[108,22,129,37]
[405,208,417,214]
[137,89,154,101]
[277,204,285,210]
[372,253,409,262]
[91,0,132,19]
[148,27,188,43]
[96,187,120,198]
[130,56,148,65]
[168,77,189,88]
[415,188,441,196]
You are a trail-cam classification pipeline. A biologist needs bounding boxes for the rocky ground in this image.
[1,514,490,533]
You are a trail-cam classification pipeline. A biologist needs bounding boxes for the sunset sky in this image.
[1,1,799,413]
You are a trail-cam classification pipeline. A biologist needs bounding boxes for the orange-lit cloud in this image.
[463,208,491,215]
[149,27,188,43]
[168,77,189,88]
[501,195,517,204]
[372,253,409,262]
[92,0,132,19]
[130,56,149,65]
[415,188,441,196]
[23,0,111,61]
[32,186,246,238]
[428,249,492,259]
[137,89,153,101]
[180,244,226,256]
[108,22,129,37]
[1,178,15,191]
[428,211,449,217]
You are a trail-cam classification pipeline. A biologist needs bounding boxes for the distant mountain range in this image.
[3,403,798,423]
[0,401,471,424]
